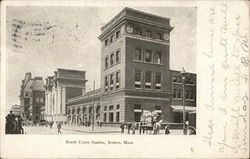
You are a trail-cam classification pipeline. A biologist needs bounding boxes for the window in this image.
[156,33,161,40]
[135,70,141,88]
[134,49,142,61]
[155,52,162,64]
[134,112,141,122]
[135,28,142,35]
[173,89,177,98]
[185,90,189,99]
[105,56,109,68]
[116,30,120,38]
[177,89,181,99]
[155,72,162,90]
[146,30,152,38]
[116,71,120,88]
[110,35,114,43]
[105,76,109,91]
[110,74,114,90]
[40,98,44,103]
[116,104,120,110]
[110,54,114,66]
[190,90,194,100]
[104,106,107,111]
[185,78,190,84]
[116,112,120,122]
[105,39,108,46]
[145,71,152,89]
[116,50,120,62]
[36,98,39,103]
[104,113,107,122]
[190,78,195,84]
[145,50,152,62]
[172,76,177,82]
[134,104,141,109]
[155,105,161,110]
[109,105,114,111]
[109,112,114,122]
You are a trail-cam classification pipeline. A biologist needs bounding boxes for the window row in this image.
[134,70,162,90]
[104,104,120,111]
[104,30,121,47]
[36,98,44,103]
[104,71,121,91]
[172,76,195,85]
[173,89,195,100]
[104,112,120,123]
[105,49,121,68]
[134,48,162,64]
[134,28,164,41]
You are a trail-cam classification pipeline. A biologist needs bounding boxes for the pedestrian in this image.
[164,124,170,135]
[131,121,136,135]
[120,123,125,133]
[57,122,62,134]
[127,122,132,134]
[5,111,16,134]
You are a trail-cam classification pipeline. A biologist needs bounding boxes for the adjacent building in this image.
[19,72,45,122]
[44,68,87,123]
[66,8,196,126]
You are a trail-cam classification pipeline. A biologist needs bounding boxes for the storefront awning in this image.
[171,105,196,113]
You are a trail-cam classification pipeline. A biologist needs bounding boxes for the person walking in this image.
[131,121,136,135]
[57,122,62,134]
[164,124,170,135]
[120,123,125,133]
[127,122,132,134]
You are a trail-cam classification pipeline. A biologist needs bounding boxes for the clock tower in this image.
[98,8,174,123]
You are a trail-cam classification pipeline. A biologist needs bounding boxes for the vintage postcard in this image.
[0,0,249,158]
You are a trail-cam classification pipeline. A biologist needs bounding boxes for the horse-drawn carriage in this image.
[139,110,162,134]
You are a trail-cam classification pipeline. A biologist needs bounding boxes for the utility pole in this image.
[92,81,95,131]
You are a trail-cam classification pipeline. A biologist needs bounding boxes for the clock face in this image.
[126,25,133,33]
[163,33,170,40]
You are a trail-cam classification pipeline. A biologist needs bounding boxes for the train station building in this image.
[65,8,196,126]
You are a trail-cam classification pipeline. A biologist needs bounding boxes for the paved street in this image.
[23,125,183,135]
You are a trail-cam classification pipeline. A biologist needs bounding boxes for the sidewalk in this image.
[61,125,183,135]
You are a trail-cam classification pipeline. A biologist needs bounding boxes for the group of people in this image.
[5,111,24,134]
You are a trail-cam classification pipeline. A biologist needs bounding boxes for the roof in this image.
[23,77,45,92]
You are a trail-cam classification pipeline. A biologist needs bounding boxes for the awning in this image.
[171,105,196,113]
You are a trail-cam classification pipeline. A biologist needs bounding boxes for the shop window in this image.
[116,112,120,122]
[177,89,182,99]
[109,112,114,122]
[145,50,152,62]
[145,71,152,89]
[135,70,141,88]
[134,48,142,61]
[104,113,107,122]
[155,72,162,90]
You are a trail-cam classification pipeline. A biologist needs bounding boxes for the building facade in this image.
[66,8,196,126]
[44,68,87,122]
[20,72,45,122]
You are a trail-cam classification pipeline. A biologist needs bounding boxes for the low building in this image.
[19,72,45,122]
[44,68,87,123]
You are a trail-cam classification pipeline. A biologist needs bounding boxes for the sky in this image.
[5,6,197,112]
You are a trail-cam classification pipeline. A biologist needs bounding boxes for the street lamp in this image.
[181,67,187,135]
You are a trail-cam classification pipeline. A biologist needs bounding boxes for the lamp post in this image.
[181,67,187,135]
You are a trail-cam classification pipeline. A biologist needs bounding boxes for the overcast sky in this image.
[6,6,196,112]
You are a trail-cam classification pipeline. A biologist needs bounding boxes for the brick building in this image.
[20,72,45,122]
[44,68,87,122]
[65,8,196,126]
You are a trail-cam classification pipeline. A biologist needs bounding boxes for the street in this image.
[23,125,183,135]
